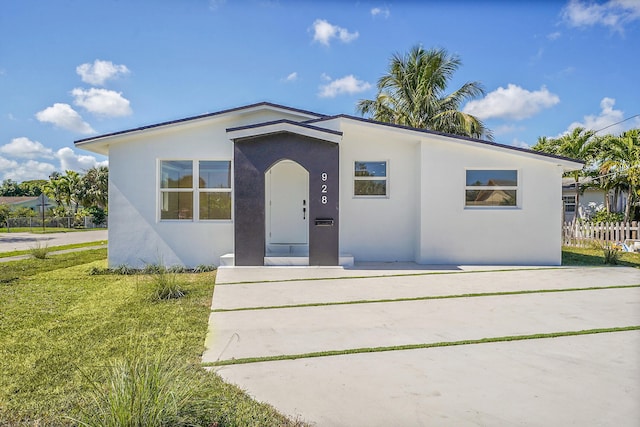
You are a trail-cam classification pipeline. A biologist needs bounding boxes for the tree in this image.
[19,180,46,196]
[599,129,640,222]
[357,45,492,140]
[61,170,83,215]
[81,166,108,209]
[0,179,21,196]
[533,127,596,223]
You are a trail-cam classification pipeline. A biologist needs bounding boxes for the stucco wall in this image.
[338,122,419,262]
[417,138,565,265]
[107,110,304,268]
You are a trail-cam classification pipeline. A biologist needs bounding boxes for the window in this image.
[198,161,232,220]
[465,170,517,207]
[563,195,576,213]
[161,160,193,220]
[354,161,387,196]
[160,160,232,220]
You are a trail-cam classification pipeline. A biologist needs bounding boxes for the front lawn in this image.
[0,250,304,426]
[562,246,640,268]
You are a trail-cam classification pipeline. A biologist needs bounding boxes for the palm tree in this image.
[599,129,640,222]
[533,127,596,223]
[81,166,108,209]
[357,46,492,140]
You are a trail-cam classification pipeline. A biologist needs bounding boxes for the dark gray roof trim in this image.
[75,102,327,144]
[226,119,343,138]
[306,114,585,165]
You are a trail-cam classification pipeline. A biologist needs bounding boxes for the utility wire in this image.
[594,114,640,134]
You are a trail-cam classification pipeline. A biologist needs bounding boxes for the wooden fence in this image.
[563,221,639,247]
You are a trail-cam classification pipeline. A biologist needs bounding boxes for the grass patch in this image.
[562,246,640,268]
[0,241,107,259]
[0,251,305,426]
[205,326,640,367]
[0,227,97,234]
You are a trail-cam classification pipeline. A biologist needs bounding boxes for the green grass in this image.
[562,246,640,268]
[205,326,640,367]
[0,251,305,426]
[0,241,107,259]
[0,227,97,234]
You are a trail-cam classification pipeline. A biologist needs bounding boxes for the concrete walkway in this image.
[204,265,640,426]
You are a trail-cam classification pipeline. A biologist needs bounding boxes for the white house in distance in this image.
[75,102,583,268]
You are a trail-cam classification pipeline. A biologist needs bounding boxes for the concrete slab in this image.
[203,266,640,426]
[212,266,640,310]
[204,287,640,361]
[213,331,640,427]
[214,262,553,284]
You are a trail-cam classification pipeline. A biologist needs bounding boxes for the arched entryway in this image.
[265,160,309,257]
[231,131,339,266]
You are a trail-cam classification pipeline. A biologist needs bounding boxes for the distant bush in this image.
[29,242,50,260]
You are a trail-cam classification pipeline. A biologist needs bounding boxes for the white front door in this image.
[266,160,308,244]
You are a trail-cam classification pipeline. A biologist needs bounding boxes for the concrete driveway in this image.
[203,265,640,426]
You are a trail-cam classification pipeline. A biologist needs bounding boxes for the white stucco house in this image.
[75,102,583,268]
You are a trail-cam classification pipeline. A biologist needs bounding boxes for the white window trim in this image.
[353,160,390,199]
[158,159,233,222]
[464,168,520,209]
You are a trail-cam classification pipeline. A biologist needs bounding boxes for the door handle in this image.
[303,207,306,220]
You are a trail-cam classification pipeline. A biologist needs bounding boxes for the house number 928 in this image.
[321,172,328,204]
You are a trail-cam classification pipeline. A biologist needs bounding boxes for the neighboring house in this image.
[75,102,583,267]
[0,196,53,213]
[562,178,628,223]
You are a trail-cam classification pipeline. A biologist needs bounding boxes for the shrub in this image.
[113,264,137,275]
[76,352,213,427]
[142,264,165,275]
[602,244,621,265]
[29,242,50,259]
[150,270,186,300]
[194,264,216,273]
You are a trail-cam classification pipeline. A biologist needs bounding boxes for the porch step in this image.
[220,253,354,267]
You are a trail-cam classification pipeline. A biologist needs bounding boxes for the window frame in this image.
[464,169,519,208]
[198,160,233,221]
[158,159,233,222]
[353,160,389,198]
[562,195,576,213]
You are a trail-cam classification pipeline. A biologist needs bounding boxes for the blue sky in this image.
[1,0,639,181]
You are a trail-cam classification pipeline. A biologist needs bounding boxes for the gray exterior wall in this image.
[233,132,339,266]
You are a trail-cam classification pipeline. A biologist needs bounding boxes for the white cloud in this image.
[283,72,298,82]
[209,0,226,11]
[547,31,562,40]
[371,7,390,18]
[311,19,359,46]
[2,160,57,182]
[0,137,54,159]
[318,75,372,98]
[493,124,525,136]
[463,84,560,120]
[76,59,130,86]
[0,156,18,171]
[72,88,132,117]
[56,147,108,172]
[562,0,640,32]
[511,138,532,149]
[566,97,640,135]
[35,103,96,134]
